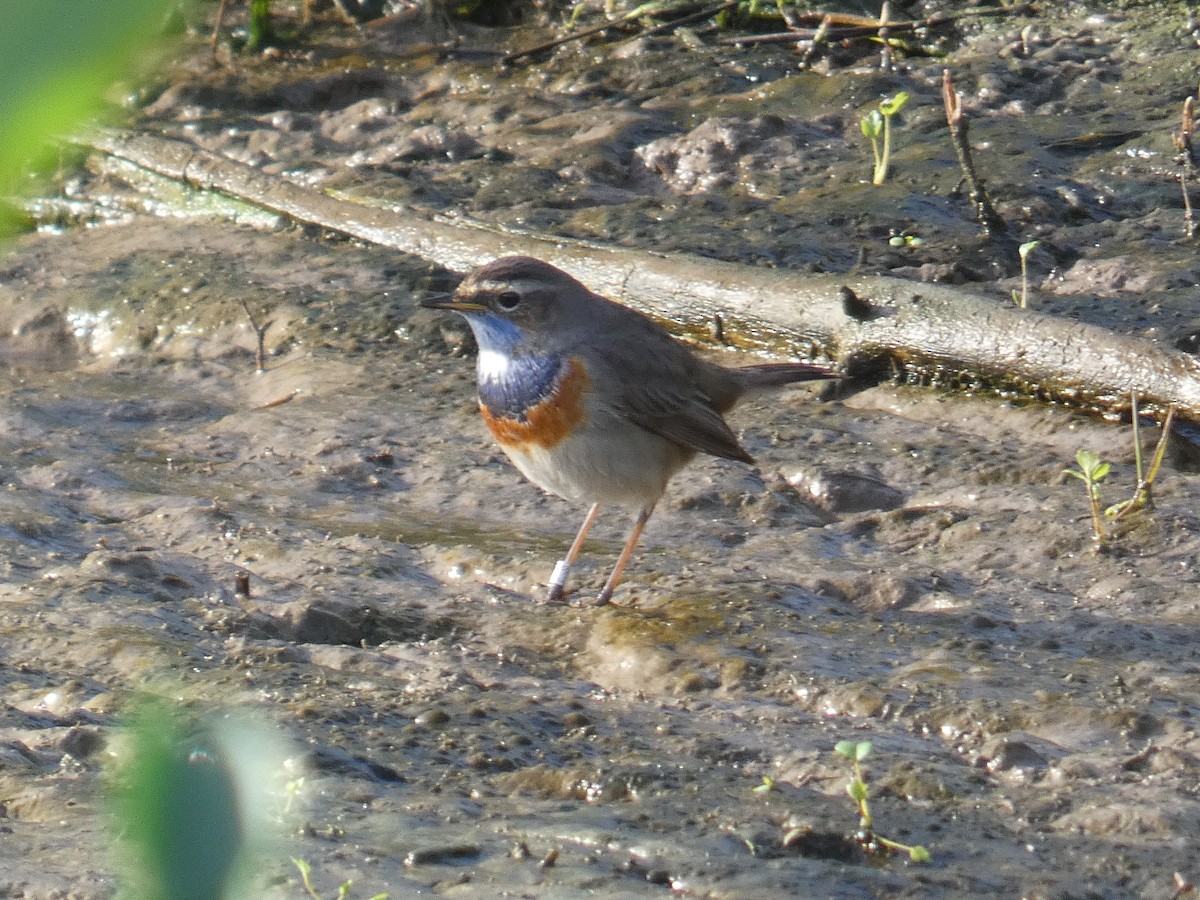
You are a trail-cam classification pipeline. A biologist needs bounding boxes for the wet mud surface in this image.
[4,2,1200,897]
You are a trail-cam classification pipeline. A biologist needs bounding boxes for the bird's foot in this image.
[545,559,572,604]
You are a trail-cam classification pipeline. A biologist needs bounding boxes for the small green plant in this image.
[1105,396,1175,524]
[1064,449,1110,543]
[1064,396,1175,544]
[245,0,274,50]
[1011,240,1039,308]
[888,233,924,248]
[861,92,910,185]
[282,774,306,815]
[834,740,931,863]
[293,857,388,900]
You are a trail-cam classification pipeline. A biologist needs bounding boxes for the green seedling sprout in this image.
[294,857,388,900]
[1012,240,1039,308]
[861,91,909,185]
[1064,395,1174,544]
[1105,395,1175,524]
[1064,449,1110,543]
[833,740,931,863]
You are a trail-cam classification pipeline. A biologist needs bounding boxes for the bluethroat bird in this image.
[423,256,835,605]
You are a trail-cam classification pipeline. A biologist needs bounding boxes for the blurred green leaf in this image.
[860,109,883,138]
[0,0,175,224]
[879,91,909,117]
[910,844,932,863]
[114,700,244,900]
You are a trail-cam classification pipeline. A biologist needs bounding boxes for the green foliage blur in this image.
[0,0,178,234]
[113,700,247,900]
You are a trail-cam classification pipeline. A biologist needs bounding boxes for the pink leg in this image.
[596,504,655,606]
[546,503,601,603]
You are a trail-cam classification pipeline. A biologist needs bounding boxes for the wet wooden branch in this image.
[507,1,1031,60]
[781,3,1032,30]
[717,3,1032,47]
[502,0,733,65]
[84,130,1200,423]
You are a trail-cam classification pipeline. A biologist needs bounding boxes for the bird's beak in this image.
[420,293,486,312]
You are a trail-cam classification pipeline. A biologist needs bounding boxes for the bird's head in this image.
[421,256,597,353]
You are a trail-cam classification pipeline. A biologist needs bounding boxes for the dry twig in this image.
[942,69,1007,235]
[239,298,271,372]
[877,0,892,72]
[1173,93,1198,239]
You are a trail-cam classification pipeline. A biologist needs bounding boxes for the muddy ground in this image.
[2,1,1200,897]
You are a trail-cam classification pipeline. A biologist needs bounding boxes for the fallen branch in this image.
[82,130,1200,423]
[718,3,1032,47]
[502,0,726,65]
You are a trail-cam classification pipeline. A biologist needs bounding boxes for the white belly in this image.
[501,417,694,509]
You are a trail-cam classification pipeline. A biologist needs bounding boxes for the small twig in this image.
[503,16,624,63]
[942,69,1007,236]
[211,0,232,58]
[721,28,840,46]
[504,1,693,64]
[1181,169,1195,240]
[877,1,892,72]
[239,298,271,372]
[780,3,1031,30]
[798,15,831,69]
[1174,94,1198,238]
[1175,94,1198,165]
[618,0,737,44]
[254,391,300,410]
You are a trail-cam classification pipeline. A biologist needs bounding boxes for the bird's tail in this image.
[734,362,837,390]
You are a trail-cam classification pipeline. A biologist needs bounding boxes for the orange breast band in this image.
[482,357,589,450]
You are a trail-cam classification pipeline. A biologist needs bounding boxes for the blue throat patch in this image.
[462,312,563,421]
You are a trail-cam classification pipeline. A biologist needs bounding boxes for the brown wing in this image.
[579,313,754,463]
[622,383,754,463]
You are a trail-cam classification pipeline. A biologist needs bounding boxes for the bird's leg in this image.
[596,504,655,606]
[546,502,601,603]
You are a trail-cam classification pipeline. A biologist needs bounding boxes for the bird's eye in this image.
[496,290,521,311]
